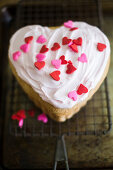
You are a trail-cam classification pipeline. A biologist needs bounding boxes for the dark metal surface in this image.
[1,0,112,138]
[16,0,101,27]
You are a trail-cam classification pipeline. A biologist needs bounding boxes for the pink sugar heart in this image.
[51,59,61,69]
[78,53,88,63]
[37,35,47,44]
[36,53,46,61]
[64,20,74,28]
[68,90,77,101]
[19,118,24,128]
[37,113,48,123]
[20,43,30,53]
[13,51,21,61]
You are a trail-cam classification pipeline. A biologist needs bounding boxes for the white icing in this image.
[9,22,110,108]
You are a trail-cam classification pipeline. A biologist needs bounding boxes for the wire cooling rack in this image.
[2,0,112,137]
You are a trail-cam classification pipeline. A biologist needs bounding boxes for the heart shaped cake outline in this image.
[9,22,110,109]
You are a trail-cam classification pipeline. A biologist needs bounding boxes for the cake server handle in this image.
[53,135,69,170]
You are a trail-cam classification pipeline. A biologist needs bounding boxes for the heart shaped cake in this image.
[9,21,110,122]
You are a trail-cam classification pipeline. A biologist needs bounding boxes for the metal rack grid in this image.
[5,0,111,137]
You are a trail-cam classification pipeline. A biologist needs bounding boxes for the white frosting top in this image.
[9,22,110,108]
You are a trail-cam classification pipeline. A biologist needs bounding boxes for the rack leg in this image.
[53,135,69,170]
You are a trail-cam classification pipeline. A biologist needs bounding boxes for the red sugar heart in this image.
[62,37,72,45]
[66,63,77,74]
[97,43,106,52]
[40,45,49,53]
[16,110,26,119]
[69,27,78,31]
[50,71,61,81]
[34,61,45,70]
[25,36,33,44]
[73,37,82,46]
[69,43,78,53]
[60,55,67,64]
[51,43,60,51]
[11,110,26,121]
[28,109,35,117]
[77,84,88,95]
[68,60,72,64]
[11,114,21,121]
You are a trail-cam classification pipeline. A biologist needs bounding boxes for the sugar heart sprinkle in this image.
[60,55,67,64]
[69,43,78,53]
[11,110,26,121]
[68,60,72,64]
[64,20,74,28]
[69,27,78,31]
[13,51,21,61]
[11,114,21,121]
[16,110,26,118]
[34,61,45,70]
[20,43,30,53]
[97,43,106,52]
[40,45,49,53]
[62,37,72,45]
[51,43,60,51]
[78,53,88,63]
[36,53,46,61]
[51,59,61,69]
[68,90,77,101]
[25,36,33,44]
[73,37,82,46]
[77,84,88,95]
[19,119,24,128]
[37,113,48,123]
[37,35,47,44]
[50,70,61,81]
[66,63,77,74]
[28,109,35,117]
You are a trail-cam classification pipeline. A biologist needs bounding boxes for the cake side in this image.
[9,56,110,122]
